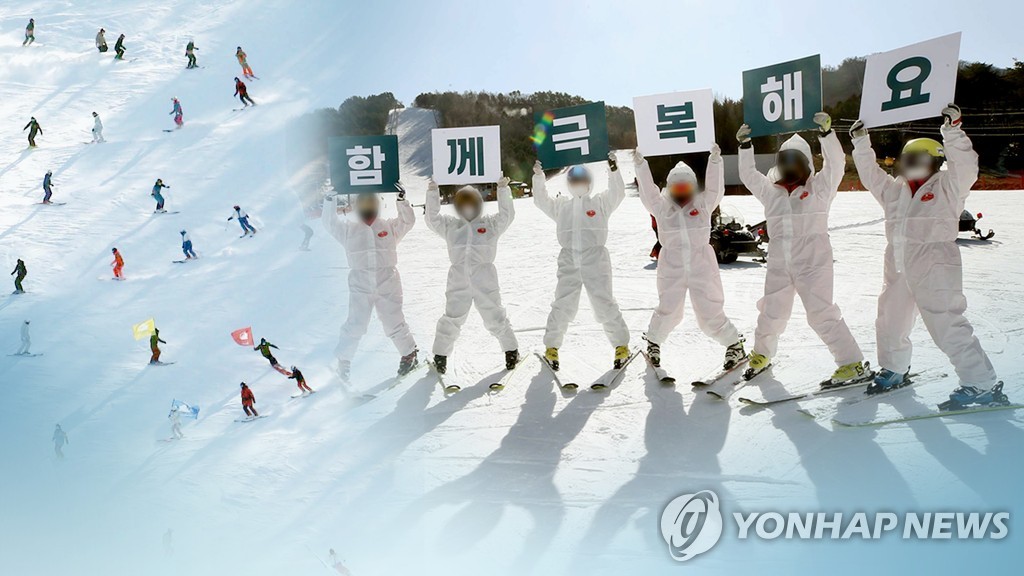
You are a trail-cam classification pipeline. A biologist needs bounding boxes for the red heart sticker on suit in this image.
[477,227,487,234]
[377,231,388,238]
[921,192,935,202]
[800,191,809,200]
[689,209,700,216]
[586,210,596,217]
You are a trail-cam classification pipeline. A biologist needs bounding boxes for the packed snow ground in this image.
[2,3,1024,575]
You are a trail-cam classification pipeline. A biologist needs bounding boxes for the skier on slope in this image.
[288,367,315,395]
[53,424,68,459]
[532,153,630,371]
[180,230,197,259]
[169,98,184,128]
[321,186,419,380]
[236,46,254,78]
[850,104,1006,406]
[42,170,54,204]
[151,178,170,212]
[299,222,313,250]
[253,338,287,372]
[11,259,27,294]
[185,40,198,69]
[114,33,126,60]
[91,112,105,143]
[634,145,747,371]
[234,77,255,107]
[16,320,31,355]
[111,247,125,279]
[95,28,107,52]
[150,327,166,364]
[425,176,518,374]
[169,407,184,439]
[736,112,868,386]
[228,205,257,236]
[239,383,259,418]
[23,19,35,46]
[23,117,42,148]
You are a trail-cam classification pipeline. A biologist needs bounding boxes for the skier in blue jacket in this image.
[180,230,197,259]
[42,170,54,204]
[152,179,170,212]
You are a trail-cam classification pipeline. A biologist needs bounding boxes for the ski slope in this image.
[2,3,1024,575]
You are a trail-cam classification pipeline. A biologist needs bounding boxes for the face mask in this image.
[668,181,695,206]
[355,196,379,224]
[902,166,933,181]
[900,154,938,182]
[568,183,590,198]
[456,202,481,221]
[776,150,810,185]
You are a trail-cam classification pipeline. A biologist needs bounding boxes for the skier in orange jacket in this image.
[240,382,258,418]
[111,248,124,279]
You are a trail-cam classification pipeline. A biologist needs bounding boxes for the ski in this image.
[590,347,641,391]
[427,360,461,394]
[738,365,883,408]
[641,351,675,385]
[706,363,772,401]
[488,357,529,392]
[172,260,190,264]
[7,353,43,357]
[290,390,317,399]
[234,415,268,423]
[149,361,176,367]
[691,355,749,388]
[833,403,1024,427]
[358,362,429,400]
[153,210,180,215]
[535,352,578,391]
[38,202,67,206]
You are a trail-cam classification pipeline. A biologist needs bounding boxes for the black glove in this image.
[607,152,618,172]
[394,182,406,200]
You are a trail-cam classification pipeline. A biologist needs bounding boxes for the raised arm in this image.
[633,150,667,216]
[600,152,626,213]
[816,128,846,201]
[531,161,556,219]
[492,176,515,235]
[703,144,726,210]
[320,195,349,243]
[939,105,978,203]
[392,185,416,240]
[424,179,451,236]
[849,121,895,206]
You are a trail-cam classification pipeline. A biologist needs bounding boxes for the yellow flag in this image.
[132,318,156,340]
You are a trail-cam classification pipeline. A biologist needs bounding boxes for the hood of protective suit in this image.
[768,134,815,185]
[567,165,593,198]
[662,161,700,205]
[454,186,483,221]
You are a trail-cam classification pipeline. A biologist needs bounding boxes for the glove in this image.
[849,119,868,140]
[497,174,510,188]
[607,151,618,172]
[533,160,544,175]
[813,112,832,134]
[709,143,722,163]
[736,124,752,145]
[394,181,406,200]
[632,149,645,166]
[427,178,438,192]
[942,103,961,127]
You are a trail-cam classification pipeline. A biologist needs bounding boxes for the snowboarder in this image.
[111,247,124,279]
[16,320,31,355]
[234,77,255,107]
[288,367,314,394]
[180,230,197,259]
[532,153,630,370]
[634,146,746,371]
[169,407,184,439]
[850,104,1002,398]
[114,33,126,59]
[322,186,418,379]
[228,205,257,236]
[329,549,352,575]
[736,113,867,385]
[150,327,166,364]
[299,222,313,250]
[42,170,54,203]
[151,178,170,212]
[236,46,254,78]
[95,28,107,52]
[169,97,183,128]
[52,424,67,459]
[11,259,27,293]
[185,40,198,68]
[23,117,42,147]
[425,176,518,374]
[254,337,283,368]
[91,111,105,143]
[23,19,35,46]
[239,383,259,418]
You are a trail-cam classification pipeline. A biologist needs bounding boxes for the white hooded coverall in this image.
[637,157,740,347]
[92,115,104,143]
[426,184,518,356]
[739,132,863,365]
[533,167,630,349]
[17,322,31,355]
[852,125,996,386]
[322,195,417,363]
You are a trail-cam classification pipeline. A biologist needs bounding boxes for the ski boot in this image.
[336,360,351,382]
[613,345,630,370]
[723,339,746,370]
[397,349,418,376]
[821,360,873,390]
[865,368,909,395]
[544,347,559,371]
[505,349,519,371]
[939,382,1009,412]
[743,352,771,380]
[647,342,661,368]
[433,354,447,375]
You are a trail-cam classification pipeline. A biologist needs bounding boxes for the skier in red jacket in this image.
[234,77,255,107]
[240,382,258,418]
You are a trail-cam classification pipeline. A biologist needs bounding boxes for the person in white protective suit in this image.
[633,145,746,370]
[321,185,418,381]
[737,112,868,386]
[169,407,184,439]
[533,152,630,371]
[850,104,1001,400]
[91,111,105,143]
[425,176,518,374]
[17,320,31,355]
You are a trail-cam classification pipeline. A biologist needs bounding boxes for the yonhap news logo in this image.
[660,490,1010,562]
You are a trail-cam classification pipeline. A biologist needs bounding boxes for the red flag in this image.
[231,326,254,347]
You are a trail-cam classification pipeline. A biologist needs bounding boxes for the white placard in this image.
[633,89,716,156]
[431,125,502,185]
[859,33,961,128]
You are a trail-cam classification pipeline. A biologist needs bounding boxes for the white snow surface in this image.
[2,3,1023,575]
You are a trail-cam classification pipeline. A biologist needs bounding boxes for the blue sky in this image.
[314,0,1022,107]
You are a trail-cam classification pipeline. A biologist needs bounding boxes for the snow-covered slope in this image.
[2,3,1023,575]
